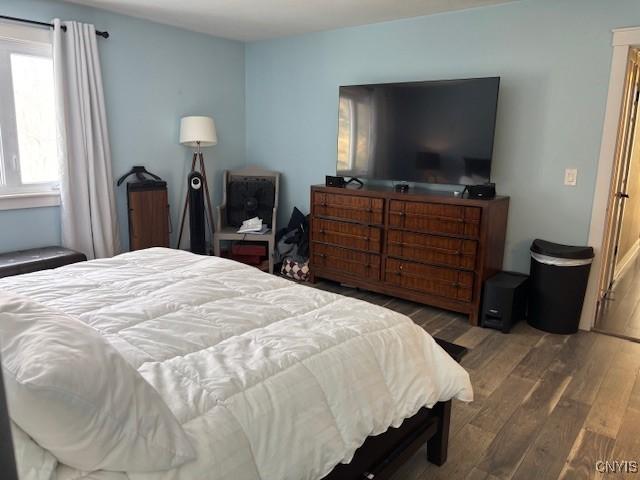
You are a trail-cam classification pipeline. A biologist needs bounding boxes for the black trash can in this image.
[528,239,594,334]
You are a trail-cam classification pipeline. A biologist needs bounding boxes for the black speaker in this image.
[188,171,206,255]
[481,272,529,333]
[325,175,346,187]
[466,183,496,199]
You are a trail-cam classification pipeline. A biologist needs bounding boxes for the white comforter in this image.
[1,248,472,480]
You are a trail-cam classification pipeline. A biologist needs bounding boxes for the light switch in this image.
[564,168,578,186]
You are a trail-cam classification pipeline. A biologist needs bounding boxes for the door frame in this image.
[600,50,639,298]
[582,27,640,330]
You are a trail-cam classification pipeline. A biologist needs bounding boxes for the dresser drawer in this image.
[313,244,380,281]
[385,258,474,302]
[387,230,477,270]
[389,200,481,238]
[313,192,384,225]
[312,218,382,253]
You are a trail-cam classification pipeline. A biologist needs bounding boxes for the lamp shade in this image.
[179,116,217,147]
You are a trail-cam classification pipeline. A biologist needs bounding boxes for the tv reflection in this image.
[415,151,442,184]
[337,86,377,178]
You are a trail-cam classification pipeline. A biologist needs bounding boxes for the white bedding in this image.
[11,422,57,480]
[0,247,472,480]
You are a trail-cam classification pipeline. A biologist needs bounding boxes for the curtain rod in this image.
[0,15,110,38]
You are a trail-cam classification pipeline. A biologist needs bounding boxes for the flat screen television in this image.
[336,77,500,185]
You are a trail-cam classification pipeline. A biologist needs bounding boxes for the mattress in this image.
[0,247,473,479]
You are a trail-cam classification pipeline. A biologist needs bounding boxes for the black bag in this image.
[275,207,309,266]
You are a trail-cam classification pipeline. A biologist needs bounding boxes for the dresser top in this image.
[311,184,509,207]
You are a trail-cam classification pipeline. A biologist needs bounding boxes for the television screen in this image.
[336,77,500,185]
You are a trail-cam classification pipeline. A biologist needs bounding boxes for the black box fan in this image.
[227,178,276,228]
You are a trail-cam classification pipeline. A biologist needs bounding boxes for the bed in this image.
[0,247,472,479]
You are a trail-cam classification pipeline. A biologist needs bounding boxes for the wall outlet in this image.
[564,168,578,186]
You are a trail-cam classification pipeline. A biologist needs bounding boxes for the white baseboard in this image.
[614,238,640,282]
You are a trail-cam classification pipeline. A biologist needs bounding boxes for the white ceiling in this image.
[63,0,515,42]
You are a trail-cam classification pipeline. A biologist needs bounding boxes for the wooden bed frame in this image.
[324,401,451,480]
[324,338,466,480]
[0,341,465,480]
[0,355,18,480]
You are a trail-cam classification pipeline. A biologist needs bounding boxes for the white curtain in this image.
[52,19,119,259]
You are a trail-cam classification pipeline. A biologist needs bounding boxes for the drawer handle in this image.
[451,282,461,288]
[318,253,326,258]
[318,230,374,242]
[391,210,468,223]
[410,213,465,223]
[390,241,464,256]
[317,203,372,213]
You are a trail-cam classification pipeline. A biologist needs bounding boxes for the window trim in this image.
[0,190,60,211]
[0,22,51,45]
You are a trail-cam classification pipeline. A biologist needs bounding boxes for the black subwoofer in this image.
[481,272,529,333]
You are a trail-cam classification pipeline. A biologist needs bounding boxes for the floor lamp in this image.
[177,116,217,251]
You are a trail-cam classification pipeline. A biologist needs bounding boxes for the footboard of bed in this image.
[322,400,451,480]
[324,338,465,480]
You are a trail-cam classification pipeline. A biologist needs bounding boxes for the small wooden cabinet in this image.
[310,185,509,325]
[128,184,170,251]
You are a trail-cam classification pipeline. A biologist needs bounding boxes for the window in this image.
[0,23,59,202]
[337,96,356,171]
[337,91,374,175]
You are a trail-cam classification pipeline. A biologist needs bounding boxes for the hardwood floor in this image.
[311,280,640,480]
[596,254,640,340]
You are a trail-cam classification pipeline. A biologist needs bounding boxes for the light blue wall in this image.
[3,0,640,269]
[0,0,245,253]
[246,0,640,272]
[0,207,61,252]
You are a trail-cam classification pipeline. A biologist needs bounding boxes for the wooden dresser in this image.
[310,185,509,325]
